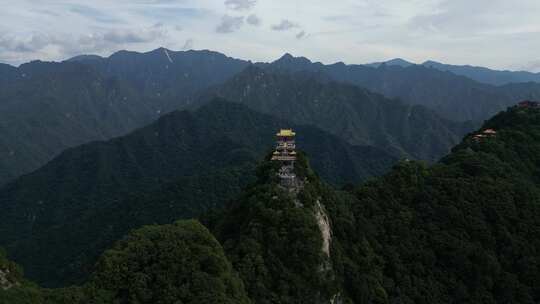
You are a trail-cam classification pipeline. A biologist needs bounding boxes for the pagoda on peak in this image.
[271,129,297,187]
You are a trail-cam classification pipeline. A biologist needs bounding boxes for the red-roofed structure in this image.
[518,100,540,108]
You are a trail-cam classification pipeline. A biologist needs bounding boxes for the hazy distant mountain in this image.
[66,54,104,62]
[365,58,415,68]
[0,61,160,187]
[266,54,540,122]
[72,48,250,112]
[422,60,540,85]
[205,66,473,161]
[0,63,19,84]
[0,48,249,187]
[2,47,537,188]
[0,99,396,287]
[5,104,540,303]
[365,57,540,86]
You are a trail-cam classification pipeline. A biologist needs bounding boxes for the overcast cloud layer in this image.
[1,0,539,71]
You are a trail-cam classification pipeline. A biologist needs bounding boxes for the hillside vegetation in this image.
[206,66,472,161]
[3,104,540,303]
[0,100,396,287]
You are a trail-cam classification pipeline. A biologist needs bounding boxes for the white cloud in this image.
[246,14,261,26]
[102,25,167,44]
[271,19,299,31]
[516,60,540,73]
[225,0,257,11]
[216,15,244,33]
[182,38,194,50]
[0,0,539,71]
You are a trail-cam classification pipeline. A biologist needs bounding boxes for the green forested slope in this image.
[0,99,396,287]
[3,105,540,304]
[206,66,473,161]
[0,49,249,187]
[266,54,540,122]
[212,153,339,303]
[346,105,540,303]
[0,61,158,186]
[210,104,540,303]
[0,221,251,304]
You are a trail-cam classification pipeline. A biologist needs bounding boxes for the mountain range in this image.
[368,58,540,86]
[2,48,540,188]
[2,47,540,299]
[203,65,471,161]
[0,99,397,287]
[2,104,540,303]
[0,49,248,187]
[268,53,540,122]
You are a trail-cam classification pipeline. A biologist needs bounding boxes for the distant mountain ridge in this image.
[368,57,540,85]
[204,65,472,162]
[365,58,415,68]
[1,47,539,187]
[266,53,540,122]
[0,61,159,186]
[0,99,396,287]
[0,48,249,187]
[4,102,540,303]
[66,47,251,112]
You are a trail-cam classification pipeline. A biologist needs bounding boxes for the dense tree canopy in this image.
[87,220,251,304]
[3,105,540,303]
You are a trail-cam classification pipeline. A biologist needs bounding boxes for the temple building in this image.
[518,100,540,108]
[271,129,297,187]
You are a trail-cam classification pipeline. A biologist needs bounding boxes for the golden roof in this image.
[276,129,296,137]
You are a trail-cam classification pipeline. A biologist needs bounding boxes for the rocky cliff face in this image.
[0,269,13,290]
[0,266,19,290]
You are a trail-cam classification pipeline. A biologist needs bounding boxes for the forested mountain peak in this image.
[262,54,540,122]
[3,104,540,303]
[347,103,540,303]
[269,53,323,72]
[212,151,347,303]
[207,64,472,162]
[365,58,415,68]
[0,98,396,287]
[421,60,540,85]
[0,48,251,187]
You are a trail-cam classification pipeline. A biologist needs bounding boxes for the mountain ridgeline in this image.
[203,66,472,161]
[2,47,540,303]
[266,54,540,122]
[2,104,540,303]
[368,58,540,86]
[0,99,396,287]
[0,49,249,186]
[2,47,540,187]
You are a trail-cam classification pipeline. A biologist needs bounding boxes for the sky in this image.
[1,0,539,72]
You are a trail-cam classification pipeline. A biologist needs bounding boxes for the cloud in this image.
[225,0,257,11]
[246,14,261,26]
[131,7,209,20]
[271,19,299,31]
[216,15,244,33]
[0,33,54,53]
[101,24,167,44]
[182,38,194,50]
[0,23,169,63]
[1,0,540,70]
[517,60,540,73]
[68,4,121,23]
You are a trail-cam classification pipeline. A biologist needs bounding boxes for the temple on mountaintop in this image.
[518,100,540,108]
[271,129,297,187]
